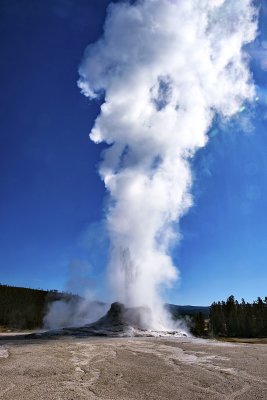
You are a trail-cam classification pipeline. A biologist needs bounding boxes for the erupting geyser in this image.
[78,0,257,331]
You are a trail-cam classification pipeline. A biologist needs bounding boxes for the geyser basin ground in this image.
[0,336,266,399]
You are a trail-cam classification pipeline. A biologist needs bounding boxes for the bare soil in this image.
[0,336,266,399]
[217,337,267,345]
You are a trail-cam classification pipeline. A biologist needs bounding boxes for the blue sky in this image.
[0,0,266,305]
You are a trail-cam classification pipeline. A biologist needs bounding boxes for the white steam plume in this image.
[78,0,257,329]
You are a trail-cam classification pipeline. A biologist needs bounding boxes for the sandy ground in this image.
[0,336,266,399]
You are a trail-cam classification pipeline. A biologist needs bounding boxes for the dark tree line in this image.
[172,296,267,338]
[209,295,267,338]
[191,312,206,336]
[0,284,74,330]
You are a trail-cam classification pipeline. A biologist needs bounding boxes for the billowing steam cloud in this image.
[78,0,257,329]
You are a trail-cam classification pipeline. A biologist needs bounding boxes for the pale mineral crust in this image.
[0,336,266,399]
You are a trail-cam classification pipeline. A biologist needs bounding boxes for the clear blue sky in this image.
[0,0,266,305]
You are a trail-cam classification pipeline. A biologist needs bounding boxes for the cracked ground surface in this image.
[0,337,266,399]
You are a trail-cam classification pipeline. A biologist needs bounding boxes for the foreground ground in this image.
[0,336,266,399]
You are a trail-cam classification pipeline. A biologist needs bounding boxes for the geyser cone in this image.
[88,302,153,330]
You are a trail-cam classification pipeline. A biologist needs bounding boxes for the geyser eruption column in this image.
[78,0,257,328]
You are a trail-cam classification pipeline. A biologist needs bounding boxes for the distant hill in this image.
[167,304,210,319]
